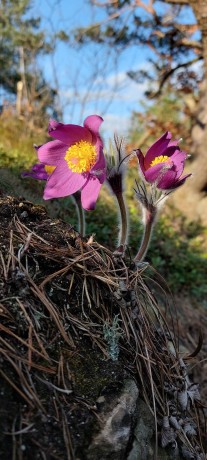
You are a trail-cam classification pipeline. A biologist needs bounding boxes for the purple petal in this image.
[163,145,180,158]
[157,169,178,189]
[136,149,146,176]
[22,163,48,180]
[144,132,172,169]
[95,132,104,148]
[144,161,173,184]
[81,176,102,210]
[84,115,103,136]
[48,119,92,146]
[169,139,179,147]
[168,173,192,190]
[32,164,45,172]
[170,150,187,178]
[48,119,60,131]
[37,140,68,165]
[43,163,86,200]
[91,145,106,182]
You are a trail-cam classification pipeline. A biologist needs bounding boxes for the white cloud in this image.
[61,70,149,107]
[101,113,131,140]
[61,64,154,136]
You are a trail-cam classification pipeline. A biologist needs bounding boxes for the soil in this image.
[0,195,131,459]
[0,194,206,460]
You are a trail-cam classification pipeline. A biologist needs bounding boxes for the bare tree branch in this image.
[148,55,203,98]
[177,38,202,51]
[134,0,155,14]
[162,0,189,4]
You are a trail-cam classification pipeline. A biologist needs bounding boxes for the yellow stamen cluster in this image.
[45,165,56,175]
[64,140,97,173]
[150,155,169,167]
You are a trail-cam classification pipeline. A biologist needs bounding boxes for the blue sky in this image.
[30,0,155,139]
[32,0,197,140]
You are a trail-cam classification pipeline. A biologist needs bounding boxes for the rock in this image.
[88,379,139,460]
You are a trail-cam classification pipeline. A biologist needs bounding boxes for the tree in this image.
[74,0,207,223]
[0,0,58,125]
[74,0,205,90]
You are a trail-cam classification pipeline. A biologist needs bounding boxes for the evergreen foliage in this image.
[0,0,58,124]
[0,1,48,93]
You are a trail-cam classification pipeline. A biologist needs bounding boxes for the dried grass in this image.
[0,211,206,459]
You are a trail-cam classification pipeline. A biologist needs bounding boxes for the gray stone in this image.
[87,379,139,460]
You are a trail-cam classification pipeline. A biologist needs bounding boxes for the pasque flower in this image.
[136,131,191,190]
[36,115,106,210]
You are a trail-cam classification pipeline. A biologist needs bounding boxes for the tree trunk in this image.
[163,0,207,223]
[172,80,207,223]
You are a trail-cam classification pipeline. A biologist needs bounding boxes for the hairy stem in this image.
[72,192,85,237]
[134,207,157,262]
[116,192,128,248]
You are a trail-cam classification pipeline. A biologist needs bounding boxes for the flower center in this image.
[150,155,169,167]
[64,140,97,173]
[44,165,56,175]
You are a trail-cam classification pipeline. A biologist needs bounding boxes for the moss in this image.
[66,343,125,401]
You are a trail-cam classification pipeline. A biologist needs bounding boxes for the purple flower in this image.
[136,132,191,190]
[37,115,106,210]
[22,163,55,180]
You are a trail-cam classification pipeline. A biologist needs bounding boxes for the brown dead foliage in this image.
[0,195,206,459]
